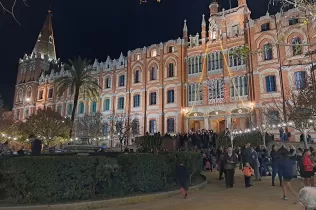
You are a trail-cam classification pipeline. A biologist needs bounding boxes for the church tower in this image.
[32,10,56,61]
[13,11,57,121]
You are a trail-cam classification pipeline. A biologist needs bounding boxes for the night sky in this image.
[0,0,277,109]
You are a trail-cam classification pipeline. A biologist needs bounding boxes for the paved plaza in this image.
[100,171,305,210]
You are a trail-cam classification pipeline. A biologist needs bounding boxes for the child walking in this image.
[242,162,254,188]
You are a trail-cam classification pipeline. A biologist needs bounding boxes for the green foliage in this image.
[135,135,163,152]
[0,156,123,203]
[117,152,202,193]
[0,152,202,204]
[216,132,263,148]
[20,109,71,146]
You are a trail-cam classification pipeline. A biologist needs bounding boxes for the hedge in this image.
[216,132,263,148]
[0,156,127,204]
[0,152,202,204]
[117,152,202,193]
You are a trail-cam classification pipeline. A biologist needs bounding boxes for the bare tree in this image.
[261,78,316,148]
[74,112,106,145]
[0,0,29,24]
[106,112,140,151]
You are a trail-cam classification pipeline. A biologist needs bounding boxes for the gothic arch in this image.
[256,33,276,49]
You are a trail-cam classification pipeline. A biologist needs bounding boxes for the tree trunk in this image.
[69,86,80,138]
[303,129,308,149]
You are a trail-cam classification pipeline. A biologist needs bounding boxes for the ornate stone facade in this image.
[13,2,316,141]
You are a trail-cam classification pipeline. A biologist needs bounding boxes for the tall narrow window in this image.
[38,90,43,100]
[118,97,124,109]
[104,123,109,135]
[265,75,276,92]
[134,94,140,107]
[104,99,110,111]
[151,67,157,80]
[48,88,53,98]
[79,102,85,114]
[167,118,175,133]
[57,105,62,114]
[119,75,125,86]
[168,46,174,53]
[167,90,175,103]
[16,109,20,120]
[132,119,140,135]
[135,70,140,83]
[264,43,273,60]
[92,101,97,113]
[292,37,302,56]
[150,92,157,105]
[106,78,111,88]
[136,54,141,60]
[25,109,29,119]
[149,120,156,134]
[294,71,306,89]
[67,104,73,115]
[168,63,174,77]
[151,49,157,57]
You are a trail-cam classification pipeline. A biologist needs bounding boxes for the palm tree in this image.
[55,57,100,136]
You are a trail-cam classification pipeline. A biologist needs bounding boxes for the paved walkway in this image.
[98,171,305,210]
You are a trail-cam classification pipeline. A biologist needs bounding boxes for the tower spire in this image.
[32,10,56,61]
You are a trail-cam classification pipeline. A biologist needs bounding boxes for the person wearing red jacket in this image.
[303,149,316,186]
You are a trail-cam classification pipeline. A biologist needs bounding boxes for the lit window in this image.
[151,49,157,57]
[211,30,217,40]
[168,46,174,53]
[136,54,141,60]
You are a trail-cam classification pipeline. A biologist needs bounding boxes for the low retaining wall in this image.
[0,175,207,210]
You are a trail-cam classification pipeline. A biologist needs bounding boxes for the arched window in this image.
[263,43,273,60]
[67,104,73,116]
[168,63,174,77]
[131,119,140,135]
[26,88,32,98]
[151,67,157,80]
[79,102,85,114]
[292,37,302,56]
[91,101,97,113]
[135,70,140,83]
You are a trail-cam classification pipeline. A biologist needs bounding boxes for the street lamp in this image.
[25,98,31,102]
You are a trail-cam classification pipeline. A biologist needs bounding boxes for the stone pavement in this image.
[98,170,305,210]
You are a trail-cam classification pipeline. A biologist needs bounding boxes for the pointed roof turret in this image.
[32,10,56,61]
[183,19,188,32]
[201,14,206,26]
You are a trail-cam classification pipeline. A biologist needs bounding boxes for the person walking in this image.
[302,149,316,187]
[271,144,282,186]
[251,147,261,181]
[223,147,238,188]
[176,161,190,199]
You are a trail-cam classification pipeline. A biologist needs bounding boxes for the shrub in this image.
[0,156,123,204]
[135,135,163,152]
[117,153,168,193]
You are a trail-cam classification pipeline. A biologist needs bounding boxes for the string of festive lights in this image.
[231,121,297,135]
